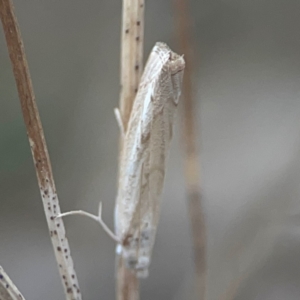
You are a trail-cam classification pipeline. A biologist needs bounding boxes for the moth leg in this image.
[114,107,125,138]
[56,203,120,243]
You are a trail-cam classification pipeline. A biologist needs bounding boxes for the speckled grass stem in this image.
[116,0,144,299]
[119,0,144,131]
[0,1,81,299]
[0,266,25,300]
[174,0,207,299]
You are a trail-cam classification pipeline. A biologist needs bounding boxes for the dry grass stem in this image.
[119,0,145,130]
[117,0,145,299]
[0,1,81,299]
[0,266,25,300]
[116,258,140,300]
[174,0,207,299]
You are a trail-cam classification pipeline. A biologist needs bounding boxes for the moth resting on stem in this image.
[58,42,185,278]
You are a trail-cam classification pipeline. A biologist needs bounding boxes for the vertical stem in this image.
[117,1,144,300]
[119,0,144,130]
[116,257,140,300]
[0,1,81,299]
[174,0,207,299]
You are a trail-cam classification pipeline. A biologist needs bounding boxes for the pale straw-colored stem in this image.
[0,1,81,299]
[117,0,145,299]
[0,266,26,300]
[174,0,207,299]
[119,0,144,131]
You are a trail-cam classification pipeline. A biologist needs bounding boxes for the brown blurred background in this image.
[1,1,300,299]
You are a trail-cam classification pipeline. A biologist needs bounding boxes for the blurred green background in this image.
[1,1,300,299]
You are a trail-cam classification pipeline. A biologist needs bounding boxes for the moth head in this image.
[169,53,185,74]
[168,53,185,105]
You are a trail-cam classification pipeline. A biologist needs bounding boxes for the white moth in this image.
[115,42,185,277]
[58,42,185,278]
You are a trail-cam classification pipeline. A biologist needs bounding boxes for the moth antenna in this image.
[114,107,126,138]
[57,206,120,243]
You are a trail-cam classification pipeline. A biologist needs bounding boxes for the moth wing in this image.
[115,50,166,238]
[123,93,176,275]
[114,42,184,277]
[114,83,152,239]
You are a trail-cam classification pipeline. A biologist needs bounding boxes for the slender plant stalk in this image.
[117,0,144,300]
[0,266,25,300]
[174,0,207,299]
[0,1,81,299]
[119,0,144,131]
